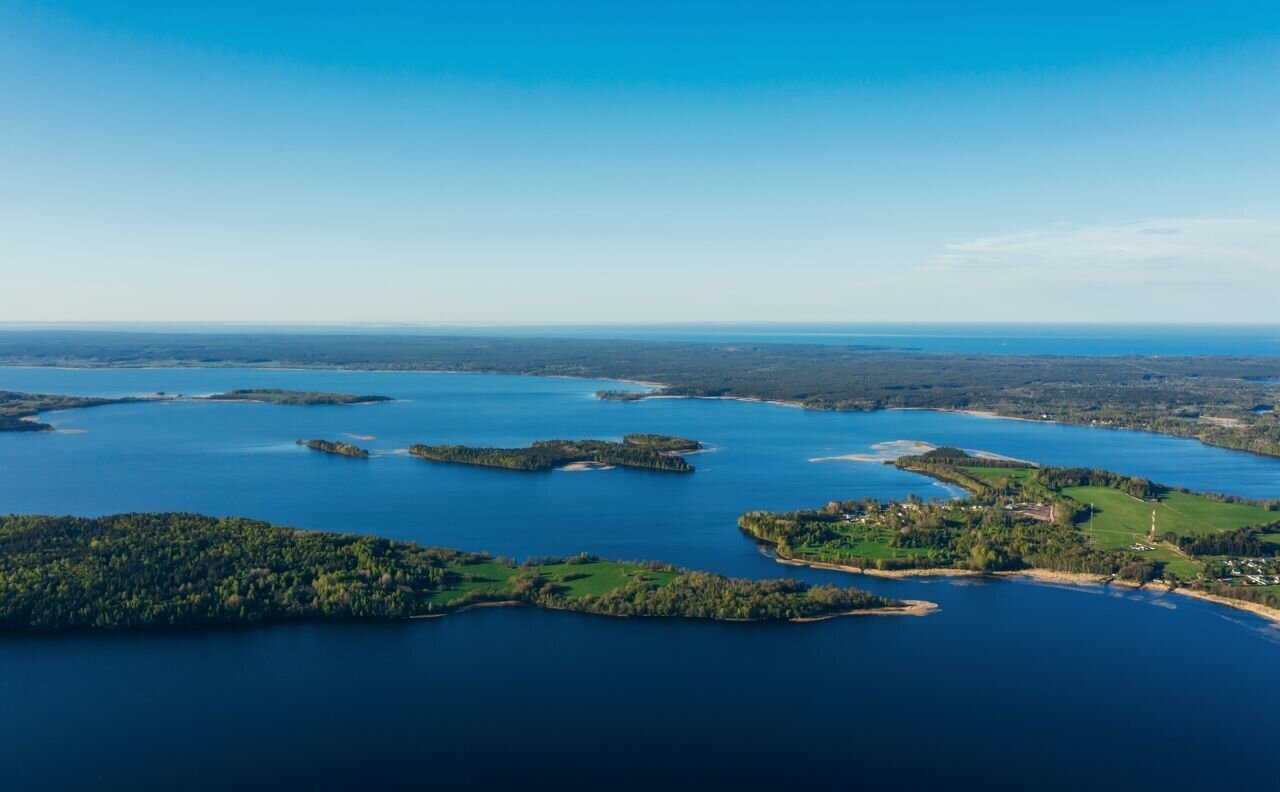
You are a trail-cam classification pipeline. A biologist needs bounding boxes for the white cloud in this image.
[933,218,1279,283]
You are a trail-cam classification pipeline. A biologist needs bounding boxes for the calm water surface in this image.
[1,367,1277,790]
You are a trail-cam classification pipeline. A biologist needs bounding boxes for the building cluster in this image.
[1219,558,1280,587]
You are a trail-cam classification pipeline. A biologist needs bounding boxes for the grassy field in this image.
[795,524,931,564]
[1064,486,1275,545]
[1062,486,1276,579]
[430,558,677,605]
[537,561,678,597]
[959,466,1032,483]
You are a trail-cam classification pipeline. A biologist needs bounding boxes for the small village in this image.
[1216,558,1280,587]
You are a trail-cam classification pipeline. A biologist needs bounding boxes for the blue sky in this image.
[1,1,1277,323]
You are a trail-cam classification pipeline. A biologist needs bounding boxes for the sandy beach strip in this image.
[771,550,1280,623]
[1169,587,1280,624]
[557,461,616,471]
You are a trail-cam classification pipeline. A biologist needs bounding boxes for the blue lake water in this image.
[2,367,1279,790]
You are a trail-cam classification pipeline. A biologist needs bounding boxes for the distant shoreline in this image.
[0,362,1272,459]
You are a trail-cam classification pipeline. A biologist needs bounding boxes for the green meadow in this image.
[959,466,1032,483]
[430,558,678,605]
[1063,486,1275,546]
[1062,485,1276,578]
[794,524,931,564]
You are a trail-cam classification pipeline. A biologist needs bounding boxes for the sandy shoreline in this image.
[790,599,938,621]
[774,555,984,579]
[409,600,524,619]
[1169,587,1280,624]
[557,461,615,472]
[771,551,1280,623]
[642,393,806,409]
[408,597,936,623]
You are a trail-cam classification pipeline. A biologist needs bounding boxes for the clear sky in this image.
[2,1,1277,323]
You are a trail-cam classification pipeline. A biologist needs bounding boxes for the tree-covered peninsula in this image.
[202,388,392,405]
[297,438,369,458]
[0,513,916,631]
[409,434,701,472]
[739,449,1280,617]
[0,389,148,432]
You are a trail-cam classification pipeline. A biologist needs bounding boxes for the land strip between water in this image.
[0,332,1277,457]
[741,447,1280,623]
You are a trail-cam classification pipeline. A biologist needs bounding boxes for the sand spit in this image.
[790,599,939,622]
[407,598,937,623]
[810,439,1035,466]
[557,461,616,472]
[810,440,935,463]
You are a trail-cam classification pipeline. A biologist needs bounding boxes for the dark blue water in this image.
[2,367,1278,790]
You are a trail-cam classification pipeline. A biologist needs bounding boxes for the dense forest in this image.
[297,439,369,458]
[409,435,699,472]
[203,389,392,405]
[620,433,701,452]
[0,389,145,432]
[0,330,1276,456]
[0,513,897,630]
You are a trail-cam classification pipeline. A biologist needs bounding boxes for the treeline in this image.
[901,447,1033,469]
[596,390,648,402]
[1027,468,1162,500]
[621,433,701,452]
[1175,528,1280,558]
[0,513,894,631]
[297,439,369,458]
[203,389,393,405]
[408,436,698,472]
[541,572,891,621]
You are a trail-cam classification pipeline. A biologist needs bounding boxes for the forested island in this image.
[0,330,1276,457]
[739,448,1280,618]
[202,389,392,405]
[409,434,701,472]
[1,389,149,432]
[0,513,919,631]
[297,439,369,458]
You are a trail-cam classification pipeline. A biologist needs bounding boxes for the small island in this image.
[739,447,1280,620]
[297,438,369,458]
[0,513,926,631]
[202,389,392,406]
[595,389,650,402]
[1,389,150,432]
[409,433,702,472]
